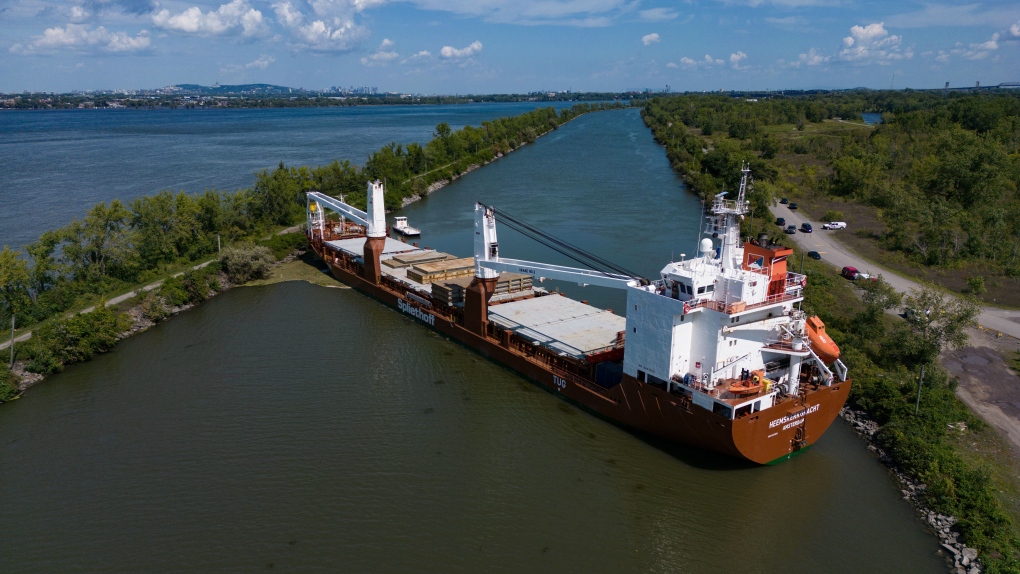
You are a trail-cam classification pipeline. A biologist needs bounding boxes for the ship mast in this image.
[710,163,751,271]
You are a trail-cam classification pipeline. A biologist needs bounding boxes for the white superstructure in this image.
[620,165,846,419]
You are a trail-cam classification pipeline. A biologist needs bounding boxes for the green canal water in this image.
[0,109,944,572]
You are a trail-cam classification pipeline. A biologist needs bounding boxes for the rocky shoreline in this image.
[841,407,982,573]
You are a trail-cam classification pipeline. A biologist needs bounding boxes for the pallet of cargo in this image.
[382,250,451,269]
[407,257,475,284]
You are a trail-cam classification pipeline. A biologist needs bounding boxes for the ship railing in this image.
[785,272,807,289]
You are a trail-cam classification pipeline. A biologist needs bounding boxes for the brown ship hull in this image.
[314,242,851,465]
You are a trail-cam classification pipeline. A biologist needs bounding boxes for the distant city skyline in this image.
[2,0,1018,93]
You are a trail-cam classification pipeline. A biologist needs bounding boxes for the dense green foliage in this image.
[18,306,130,375]
[0,103,614,336]
[0,365,18,403]
[643,91,1020,275]
[219,245,275,285]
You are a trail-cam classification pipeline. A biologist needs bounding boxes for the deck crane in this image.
[472,203,645,290]
[306,181,386,239]
[306,181,388,284]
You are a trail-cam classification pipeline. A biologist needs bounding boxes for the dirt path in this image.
[0,258,216,352]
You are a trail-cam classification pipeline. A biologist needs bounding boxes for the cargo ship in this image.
[305,166,851,464]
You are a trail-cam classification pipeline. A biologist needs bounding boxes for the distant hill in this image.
[172,83,309,95]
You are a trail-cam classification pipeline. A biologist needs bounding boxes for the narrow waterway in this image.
[0,109,943,573]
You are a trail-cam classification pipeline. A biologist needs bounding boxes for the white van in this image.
[822,221,847,230]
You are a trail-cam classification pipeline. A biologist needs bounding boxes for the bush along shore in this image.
[842,407,984,573]
[3,239,303,398]
[0,103,621,402]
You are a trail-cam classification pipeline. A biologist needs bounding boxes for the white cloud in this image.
[839,22,912,63]
[931,32,1003,63]
[10,23,150,54]
[797,47,828,66]
[246,54,274,68]
[271,0,369,52]
[639,8,677,21]
[361,37,399,65]
[642,32,660,46]
[440,40,481,58]
[152,0,267,37]
[679,54,724,69]
[69,5,91,22]
[666,61,678,68]
[729,50,747,69]
[1011,21,1020,37]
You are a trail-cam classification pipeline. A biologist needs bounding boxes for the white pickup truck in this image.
[822,221,847,230]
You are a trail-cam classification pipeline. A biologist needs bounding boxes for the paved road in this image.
[769,204,1020,340]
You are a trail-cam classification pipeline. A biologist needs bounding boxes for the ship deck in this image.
[326,236,435,294]
[487,295,626,360]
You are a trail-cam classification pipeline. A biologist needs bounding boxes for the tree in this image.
[0,247,31,325]
[901,286,979,366]
[853,275,902,339]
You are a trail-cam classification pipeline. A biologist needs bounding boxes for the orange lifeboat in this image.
[727,370,766,396]
[806,315,840,363]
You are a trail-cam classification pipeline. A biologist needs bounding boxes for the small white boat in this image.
[392,216,421,237]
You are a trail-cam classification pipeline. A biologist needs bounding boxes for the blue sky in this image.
[2,0,1018,93]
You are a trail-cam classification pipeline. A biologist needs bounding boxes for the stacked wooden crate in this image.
[431,276,474,305]
[382,251,451,269]
[407,257,475,284]
[430,272,535,306]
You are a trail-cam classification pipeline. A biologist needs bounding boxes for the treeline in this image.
[642,91,1020,275]
[0,103,617,333]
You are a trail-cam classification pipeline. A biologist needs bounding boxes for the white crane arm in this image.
[307,191,370,227]
[478,258,639,289]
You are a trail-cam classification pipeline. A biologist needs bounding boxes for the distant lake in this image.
[0,102,576,249]
[862,112,883,125]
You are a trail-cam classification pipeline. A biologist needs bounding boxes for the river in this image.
[0,108,944,573]
[0,102,575,250]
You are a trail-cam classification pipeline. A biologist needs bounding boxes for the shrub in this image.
[258,232,309,260]
[22,306,129,374]
[0,365,19,402]
[181,270,208,303]
[157,276,190,307]
[140,292,169,322]
[966,276,986,295]
[823,210,845,222]
[220,244,274,284]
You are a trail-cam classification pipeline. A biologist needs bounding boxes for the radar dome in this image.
[700,238,714,253]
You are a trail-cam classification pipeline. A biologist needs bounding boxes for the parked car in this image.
[800,223,813,233]
[822,221,847,230]
[775,217,786,226]
[841,266,873,281]
[808,251,822,260]
[788,202,798,210]
[779,198,789,204]
[785,225,797,234]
